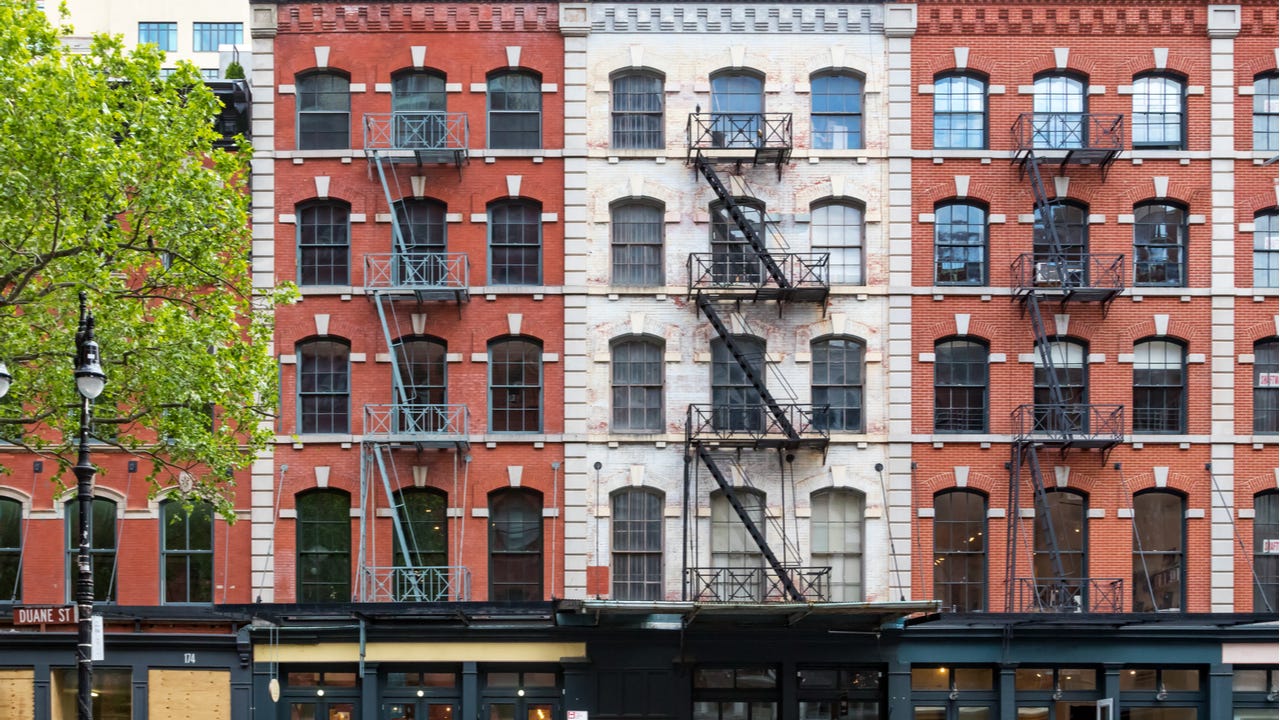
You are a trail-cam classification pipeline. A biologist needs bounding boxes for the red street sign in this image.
[13,605,78,626]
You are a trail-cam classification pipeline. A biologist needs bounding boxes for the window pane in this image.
[1132,75,1185,149]
[0,498,22,602]
[1254,211,1279,288]
[161,501,214,603]
[489,339,542,432]
[812,73,863,150]
[193,22,243,52]
[811,489,864,601]
[489,490,543,601]
[298,202,351,285]
[934,74,987,149]
[612,489,663,600]
[296,490,351,602]
[811,202,864,284]
[1255,73,1279,152]
[138,22,178,52]
[935,203,987,285]
[1133,340,1186,433]
[489,201,542,285]
[712,336,765,433]
[612,203,664,285]
[1134,204,1187,287]
[812,338,864,432]
[933,491,986,611]
[297,73,350,150]
[489,72,541,149]
[1033,75,1086,150]
[66,499,117,602]
[1253,339,1279,434]
[1255,491,1279,612]
[612,73,664,149]
[934,340,988,432]
[612,340,664,432]
[299,340,350,434]
[1132,493,1184,611]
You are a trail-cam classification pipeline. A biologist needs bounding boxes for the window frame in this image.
[295,489,352,603]
[1254,71,1279,152]
[487,70,542,150]
[295,70,351,150]
[65,498,118,603]
[1253,490,1278,613]
[487,199,543,286]
[0,497,21,603]
[711,335,765,433]
[709,197,766,284]
[296,199,351,286]
[811,336,865,433]
[810,70,864,150]
[934,201,988,286]
[611,488,664,601]
[391,69,448,149]
[392,487,448,569]
[297,338,351,435]
[1254,338,1279,434]
[1032,72,1088,150]
[391,335,447,433]
[488,488,544,602]
[1032,490,1088,609]
[192,22,243,53]
[810,488,865,602]
[1132,338,1187,434]
[810,199,865,285]
[610,200,665,286]
[488,337,543,433]
[1254,209,1279,289]
[138,22,178,52]
[1033,200,1089,265]
[933,71,988,150]
[610,336,664,433]
[1132,490,1186,612]
[611,71,664,150]
[1133,201,1188,287]
[932,490,988,612]
[934,338,989,433]
[160,499,214,605]
[710,488,766,576]
[1033,338,1088,433]
[709,70,765,148]
[1131,72,1187,150]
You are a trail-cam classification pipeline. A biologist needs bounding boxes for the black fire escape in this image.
[356,110,472,602]
[681,112,831,603]
[1006,112,1126,613]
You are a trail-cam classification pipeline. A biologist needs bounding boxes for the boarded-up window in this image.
[0,669,33,720]
[149,669,230,720]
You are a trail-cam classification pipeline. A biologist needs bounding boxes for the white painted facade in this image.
[563,3,917,602]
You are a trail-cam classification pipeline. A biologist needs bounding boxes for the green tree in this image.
[0,1,287,515]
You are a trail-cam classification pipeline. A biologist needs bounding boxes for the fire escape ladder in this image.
[1025,150,1068,413]
[357,443,424,601]
[694,152,790,290]
[1005,444,1024,612]
[697,294,797,440]
[1024,447,1070,607]
[371,150,413,258]
[696,446,805,602]
[374,292,413,408]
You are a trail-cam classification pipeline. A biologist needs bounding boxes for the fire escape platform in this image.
[363,404,471,452]
[1010,404,1125,452]
[1010,112,1125,178]
[364,253,471,305]
[363,112,469,168]
[686,113,794,171]
[686,404,830,451]
[1010,253,1126,307]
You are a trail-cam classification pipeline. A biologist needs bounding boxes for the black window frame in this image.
[1254,71,1279,152]
[810,71,864,150]
[933,71,988,150]
[297,338,351,435]
[611,336,664,433]
[488,199,542,286]
[709,70,765,149]
[1132,490,1186,612]
[611,200,665,286]
[1032,490,1088,609]
[693,666,779,720]
[295,489,351,603]
[192,22,243,53]
[65,497,118,603]
[611,71,664,150]
[934,201,988,286]
[709,197,765,285]
[0,497,21,603]
[934,338,989,433]
[797,667,884,720]
[160,499,214,604]
[1133,201,1188,287]
[488,337,543,433]
[811,336,865,433]
[810,199,865,285]
[1132,72,1187,150]
[1255,209,1279,289]
[1255,338,1279,434]
[1033,338,1088,434]
[1253,490,1278,614]
[1133,338,1187,434]
[296,70,351,150]
[910,666,998,720]
[933,490,987,612]
[1033,200,1088,269]
[487,70,542,150]
[611,487,664,601]
[297,199,351,286]
[488,488,544,602]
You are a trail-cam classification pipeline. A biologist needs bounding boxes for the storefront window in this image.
[52,668,131,720]
[1015,668,1100,719]
[910,667,995,720]
[1232,668,1278,720]
[798,668,882,720]
[1119,668,1204,719]
[283,670,360,720]
[694,667,778,720]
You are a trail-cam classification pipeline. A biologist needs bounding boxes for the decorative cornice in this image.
[590,4,884,34]
[916,4,1213,37]
[275,3,559,34]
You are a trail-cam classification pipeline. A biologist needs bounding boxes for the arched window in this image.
[487,70,541,149]
[812,336,864,432]
[611,488,663,600]
[1255,71,1279,152]
[611,200,664,286]
[1033,200,1088,271]
[933,72,987,149]
[934,338,988,432]
[393,488,448,572]
[710,198,765,284]
[1255,338,1279,434]
[611,71,664,149]
[711,335,764,432]
[710,488,765,600]
[297,339,350,434]
[296,71,350,150]
[1033,339,1087,433]
[488,489,543,601]
[1132,73,1186,149]
[391,69,447,148]
[1254,490,1278,613]
[1254,208,1278,289]
[66,498,118,602]
[1133,202,1187,287]
[811,488,864,601]
[297,200,351,286]
[1032,72,1087,149]
[934,201,988,285]
[296,489,351,603]
[810,200,864,285]
[1132,490,1184,612]
[810,71,863,150]
[392,198,447,285]
[710,70,764,148]
[160,500,213,604]
[0,497,21,603]
[1133,339,1186,434]
[488,199,542,285]
[933,490,986,612]
[488,337,542,433]
[391,336,447,432]
[1032,491,1087,610]
[611,337,663,432]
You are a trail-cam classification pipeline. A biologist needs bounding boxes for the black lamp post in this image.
[72,290,106,720]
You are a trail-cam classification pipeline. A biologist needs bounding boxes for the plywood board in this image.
[148,669,230,720]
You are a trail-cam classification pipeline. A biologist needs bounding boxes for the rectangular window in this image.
[488,201,542,285]
[612,490,663,600]
[1253,492,1278,613]
[138,22,177,52]
[611,203,664,286]
[53,669,131,719]
[161,501,214,604]
[611,340,663,432]
[0,499,20,603]
[933,74,987,150]
[612,73,664,149]
[488,72,542,149]
[192,22,243,52]
[1255,212,1279,289]
[934,340,988,432]
[66,499,117,603]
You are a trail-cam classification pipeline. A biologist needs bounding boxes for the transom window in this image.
[611,488,663,601]
[296,71,350,150]
[1253,490,1278,613]
[297,339,350,434]
[1133,339,1186,434]
[1133,202,1187,287]
[1132,490,1185,612]
[488,337,542,433]
[810,200,864,285]
[810,71,863,150]
[1255,338,1279,434]
[611,201,664,286]
[487,71,541,149]
[192,22,243,52]
[1132,73,1186,149]
[1255,71,1279,152]
[611,337,664,433]
[1254,209,1278,289]
[0,498,21,603]
[811,489,864,602]
[296,490,351,603]
[933,490,986,612]
[1032,73,1087,150]
[812,337,864,433]
[934,202,988,285]
[297,200,350,286]
[934,339,988,433]
[611,72,664,149]
[66,498,118,603]
[488,200,542,285]
[488,488,543,601]
[161,500,214,604]
[933,72,987,149]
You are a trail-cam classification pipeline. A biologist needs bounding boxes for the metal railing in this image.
[1011,403,1124,445]
[1015,577,1124,613]
[686,566,831,602]
[687,404,829,444]
[687,113,793,152]
[364,112,469,152]
[363,403,469,440]
[364,253,469,291]
[1011,253,1125,293]
[1012,112,1124,153]
[358,565,471,602]
[687,252,829,293]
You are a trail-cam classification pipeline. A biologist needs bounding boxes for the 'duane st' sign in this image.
[13,605,78,626]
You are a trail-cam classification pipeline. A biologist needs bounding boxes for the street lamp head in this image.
[74,310,106,401]
[0,361,10,399]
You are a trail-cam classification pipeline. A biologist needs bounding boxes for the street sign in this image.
[12,605,77,626]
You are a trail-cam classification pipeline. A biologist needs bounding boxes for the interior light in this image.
[517,688,526,697]
[317,688,325,697]
[91,691,100,698]
[418,690,425,697]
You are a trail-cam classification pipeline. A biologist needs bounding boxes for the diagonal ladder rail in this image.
[369,443,429,600]
[1023,447,1070,608]
[1005,444,1023,612]
[724,456,801,565]
[371,151,413,257]
[694,152,790,289]
[1025,151,1068,411]
[374,293,413,408]
[698,295,797,439]
[697,446,804,602]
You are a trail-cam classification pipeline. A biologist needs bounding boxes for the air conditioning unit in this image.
[1034,262,1064,286]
